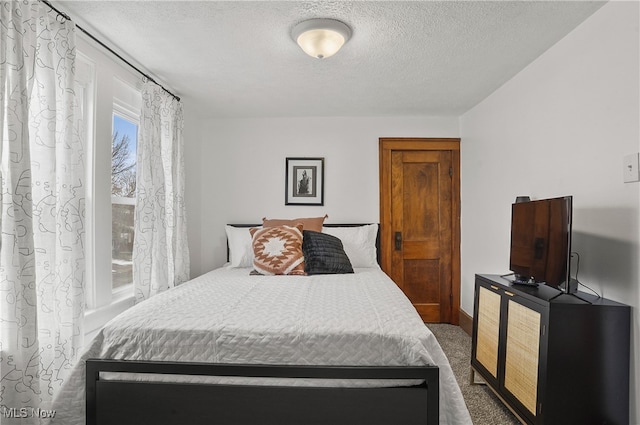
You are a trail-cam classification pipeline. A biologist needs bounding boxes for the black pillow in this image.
[302,230,354,275]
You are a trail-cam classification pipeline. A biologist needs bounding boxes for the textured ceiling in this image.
[56,1,606,118]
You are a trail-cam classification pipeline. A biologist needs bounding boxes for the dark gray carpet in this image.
[426,323,521,425]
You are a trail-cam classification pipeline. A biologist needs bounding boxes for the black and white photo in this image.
[285,157,324,205]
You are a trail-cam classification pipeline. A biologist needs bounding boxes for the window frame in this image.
[76,50,98,311]
[77,35,143,343]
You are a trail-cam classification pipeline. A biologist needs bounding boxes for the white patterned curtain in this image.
[0,0,84,419]
[133,82,189,302]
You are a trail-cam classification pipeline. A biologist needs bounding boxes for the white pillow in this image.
[225,225,259,268]
[322,224,379,268]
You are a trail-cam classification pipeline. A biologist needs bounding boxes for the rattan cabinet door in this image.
[475,286,501,379]
[504,299,541,418]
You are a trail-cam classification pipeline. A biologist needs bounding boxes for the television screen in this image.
[509,196,572,289]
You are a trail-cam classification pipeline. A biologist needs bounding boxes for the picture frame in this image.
[285,157,324,206]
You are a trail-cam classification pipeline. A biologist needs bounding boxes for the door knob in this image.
[395,231,402,251]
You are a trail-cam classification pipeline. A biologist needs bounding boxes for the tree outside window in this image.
[112,114,137,290]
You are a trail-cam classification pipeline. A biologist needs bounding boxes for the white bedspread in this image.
[51,266,471,425]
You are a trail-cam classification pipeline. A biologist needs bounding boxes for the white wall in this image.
[182,104,205,279]
[460,1,640,423]
[187,117,459,276]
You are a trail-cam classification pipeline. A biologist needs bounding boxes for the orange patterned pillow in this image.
[249,224,306,275]
[262,215,327,232]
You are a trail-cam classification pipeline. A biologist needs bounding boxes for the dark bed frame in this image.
[86,224,440,425]
[86,360,439,425]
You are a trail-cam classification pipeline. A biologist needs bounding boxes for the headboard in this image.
[227,223,381,265]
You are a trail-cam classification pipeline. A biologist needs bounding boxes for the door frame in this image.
[379,138,461,324]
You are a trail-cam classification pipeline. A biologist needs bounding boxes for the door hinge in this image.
[449,167,453,177]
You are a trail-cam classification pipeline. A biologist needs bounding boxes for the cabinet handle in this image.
[490,285,499,291]
[504,291,516,297]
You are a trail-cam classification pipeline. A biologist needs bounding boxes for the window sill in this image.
[84,291,135,346]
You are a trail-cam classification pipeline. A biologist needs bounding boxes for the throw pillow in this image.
[262,215,327,232]
[250,224,306,275]
[303,230,354,275]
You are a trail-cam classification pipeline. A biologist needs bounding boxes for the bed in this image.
[50,223,471,425]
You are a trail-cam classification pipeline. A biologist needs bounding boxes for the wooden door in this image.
[379,138,460,323]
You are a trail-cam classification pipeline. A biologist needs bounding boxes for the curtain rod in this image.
[41,0,181,102]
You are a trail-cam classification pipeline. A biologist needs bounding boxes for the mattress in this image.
[50,266,471,425]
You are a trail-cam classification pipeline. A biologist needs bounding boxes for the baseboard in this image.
[458,309,473,336]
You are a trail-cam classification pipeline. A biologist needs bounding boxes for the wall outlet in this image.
[623,153,640,183]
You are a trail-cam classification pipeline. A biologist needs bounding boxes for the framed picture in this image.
[285,157,324,206]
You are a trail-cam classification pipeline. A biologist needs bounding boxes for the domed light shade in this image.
[292,19,351,59]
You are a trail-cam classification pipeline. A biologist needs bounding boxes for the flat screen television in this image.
[508,196,576,293]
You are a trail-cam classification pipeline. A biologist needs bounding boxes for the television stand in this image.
[471,274,630,425]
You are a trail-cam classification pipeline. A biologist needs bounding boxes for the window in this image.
[77,33,143,342]
[111,111,138,291]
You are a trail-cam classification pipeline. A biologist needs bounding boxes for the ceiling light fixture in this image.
[292,18,352,59]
